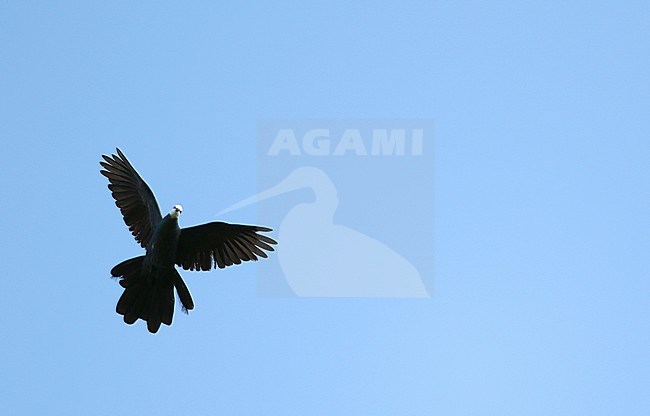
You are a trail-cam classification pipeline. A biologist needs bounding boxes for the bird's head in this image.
[170,204,183,219]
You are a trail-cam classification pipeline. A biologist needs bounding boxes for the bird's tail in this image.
[111,256,194,333]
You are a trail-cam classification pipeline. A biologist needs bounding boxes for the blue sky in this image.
[1,1,649,415]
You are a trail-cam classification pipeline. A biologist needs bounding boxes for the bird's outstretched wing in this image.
[176,222,277,271]
[100,148,163,248]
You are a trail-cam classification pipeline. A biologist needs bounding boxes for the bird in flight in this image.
[100,148,277,333]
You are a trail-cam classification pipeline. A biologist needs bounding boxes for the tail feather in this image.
[111,256,189,333]
[161,285,175,326]
[116,284,139,316]
[111,256,145,278]
[122,279,151,325]
[146,288,163,333]
[172,269,194,313]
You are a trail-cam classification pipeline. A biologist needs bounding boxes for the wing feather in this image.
[231,239,256,261]
[176,222,277,271]
[100,148,162,248]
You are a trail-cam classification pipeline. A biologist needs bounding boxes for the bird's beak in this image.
[218,174,303,215]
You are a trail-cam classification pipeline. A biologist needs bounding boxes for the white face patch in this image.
[170,204,183,218]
